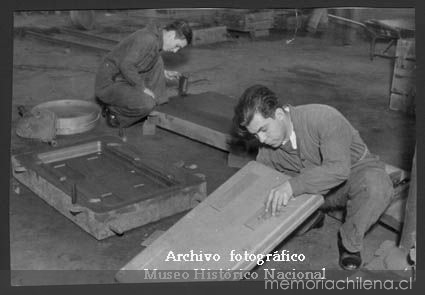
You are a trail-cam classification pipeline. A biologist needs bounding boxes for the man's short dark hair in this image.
[164,20,193,45]
[233,85,284,137]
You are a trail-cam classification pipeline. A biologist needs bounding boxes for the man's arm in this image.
[265,180,293,215]
[164,70,181,80]
[288,113,352,196]
[265,113,352,214]
[119,34,157,92]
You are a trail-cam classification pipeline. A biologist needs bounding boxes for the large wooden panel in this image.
[156,92,236,134]
[116,161,324,282]
[11,136,206,240]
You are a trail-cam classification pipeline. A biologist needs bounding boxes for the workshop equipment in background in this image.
[389,38,415,115]
[306,8,328,34]
[327,14,415,60]
[32,99,101,135]
[221,9,275,38]
[363,19,415,61]
[116,161,324,282]
[16,105,58,146]
[11,136,207,240]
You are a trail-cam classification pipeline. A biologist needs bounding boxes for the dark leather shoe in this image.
[103,107,121,128]
[338,234,362,270]
[295,210,325,236]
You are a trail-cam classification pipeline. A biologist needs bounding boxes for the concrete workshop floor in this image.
[10,11,415,285]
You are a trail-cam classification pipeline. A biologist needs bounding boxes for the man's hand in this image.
[144,88,155,99]
[164,70,180,80]
[265,181,294,216]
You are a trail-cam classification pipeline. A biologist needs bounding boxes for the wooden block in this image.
[391,56,415,97]
[245,20,274,30]
[142,116,157,135]
[250,29,270,38]
[395,39,415,60]
[389,92,415,114]
[116,161,324,282]
[306,8,328,33]
[192,26,228,46]
[244,11,274,23]
[11,136,207,240]
[391,75,415,95]
[221,10,274,32]
[395,58,416,71]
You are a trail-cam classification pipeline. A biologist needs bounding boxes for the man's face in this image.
[246,108,291,148]
[163,31,188,53]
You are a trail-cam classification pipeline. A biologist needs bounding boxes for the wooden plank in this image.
[116,161,324,282]
[151,92,236,151]
[192,26,228,46]
[23,30,110,54]
[391,75,415,95]
[220,10,274,32]
[389,92,415,113]
[389,38,416,114]
[150,111,232,151]
[395,38,415,60]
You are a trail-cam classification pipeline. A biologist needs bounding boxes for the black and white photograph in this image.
[7,4,418,290]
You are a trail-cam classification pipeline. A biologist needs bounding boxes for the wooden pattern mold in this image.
[11,135,207,240]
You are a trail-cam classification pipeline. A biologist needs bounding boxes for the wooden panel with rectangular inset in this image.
[11,136,207,240]
[116,161,324,282]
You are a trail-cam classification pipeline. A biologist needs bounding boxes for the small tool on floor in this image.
[178,74,189,96]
